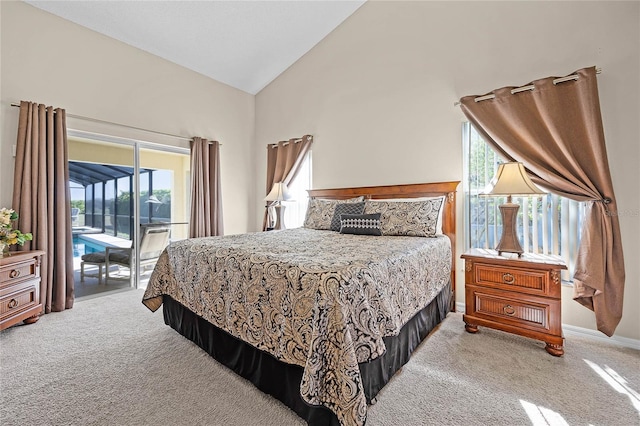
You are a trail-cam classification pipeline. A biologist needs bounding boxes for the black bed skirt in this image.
[162,282,451,425]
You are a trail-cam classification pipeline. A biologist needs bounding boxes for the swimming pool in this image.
[72,235,108,257]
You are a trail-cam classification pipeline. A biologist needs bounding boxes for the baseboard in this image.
[562,324,640,350]
[454,302,639,350]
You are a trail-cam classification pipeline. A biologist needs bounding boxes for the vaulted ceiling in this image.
[25,1,366,95]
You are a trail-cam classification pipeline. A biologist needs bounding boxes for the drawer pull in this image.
[502,273,515,284]
[503,305,516,316]
[9,269,21,279]
[8,298,19,309]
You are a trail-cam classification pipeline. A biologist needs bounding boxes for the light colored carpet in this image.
[1,289,638,426]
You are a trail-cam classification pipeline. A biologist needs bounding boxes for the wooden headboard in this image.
[308,181,460,310]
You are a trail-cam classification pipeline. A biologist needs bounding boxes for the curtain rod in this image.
[269,137,308,148]
[9,102,219,144]
[270,140,298,148]
[453,67,602,107]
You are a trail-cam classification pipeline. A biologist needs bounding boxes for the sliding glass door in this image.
[68,133,189,297]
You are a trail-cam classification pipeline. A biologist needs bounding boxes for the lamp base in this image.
[496,202,523,257]
[273,204,286,230]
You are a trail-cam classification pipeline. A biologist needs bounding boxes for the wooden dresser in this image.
[0,250,45,331]
[461,249,567,356]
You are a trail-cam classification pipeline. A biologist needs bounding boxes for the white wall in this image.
[255,1,640,340]
[1,1,256,235]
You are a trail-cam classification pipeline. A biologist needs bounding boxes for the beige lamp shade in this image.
[484,162,546,197]
[265,182,292,230]
[483,162,545,257]
[265,182,293,202]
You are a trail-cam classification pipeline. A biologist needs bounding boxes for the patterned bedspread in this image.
[142,228,451,426]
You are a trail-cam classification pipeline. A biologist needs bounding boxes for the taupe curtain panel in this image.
[460,66,624,336]
[189,137,223,238]
[262,135,313,231]
[12,101,74,313]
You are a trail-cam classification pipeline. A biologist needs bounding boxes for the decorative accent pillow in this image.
[330,202,366,232]
[339,213,382,236]
[363,198,444,237]
[303,196,365,230]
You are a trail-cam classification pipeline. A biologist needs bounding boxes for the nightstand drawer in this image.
[0,258,38,285]
[467,285,561,334]
[1,251,44,331]
[474,290,549,329]
[0,282,39,321]
[474,263,549,296]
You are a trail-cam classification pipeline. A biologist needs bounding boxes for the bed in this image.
[142,181,459,426]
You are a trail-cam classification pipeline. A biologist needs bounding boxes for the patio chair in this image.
[71,208,79,224]
[80,225,170,285]
[80,254,106,285]
[106,225,170,282]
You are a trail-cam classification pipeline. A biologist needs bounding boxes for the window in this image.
[283,151,312,228]
[463,123,584,282]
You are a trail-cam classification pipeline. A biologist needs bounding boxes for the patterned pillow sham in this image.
[303,196,365,230]
[363,198,444,237]
[330,202,366,232]
[339,213,382,236]
[373,196,446,234]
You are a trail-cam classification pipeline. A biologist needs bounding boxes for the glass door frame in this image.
[68,129,190,289]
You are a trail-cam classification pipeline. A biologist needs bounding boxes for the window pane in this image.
[140,148,190,242]
[116,176,131,239]
[150,170,172,224]
[104,179,115,235]
[140,172,150,225]
[284,151,312,228]
[84,185,93,227]
[93,183,103,229]
[464,122,583,282]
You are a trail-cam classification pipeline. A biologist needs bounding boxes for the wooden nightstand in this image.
[461,249,567,356]
[1,250,45,331]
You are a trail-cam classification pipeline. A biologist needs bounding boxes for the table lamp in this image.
[483,162,545,257]
[265,182,293,230]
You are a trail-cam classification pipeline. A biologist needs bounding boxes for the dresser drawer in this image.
[0,258,38,285]
[466,285,561,335]
[0,281,39,322]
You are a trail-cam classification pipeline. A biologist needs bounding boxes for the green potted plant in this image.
[0,208,33,257]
